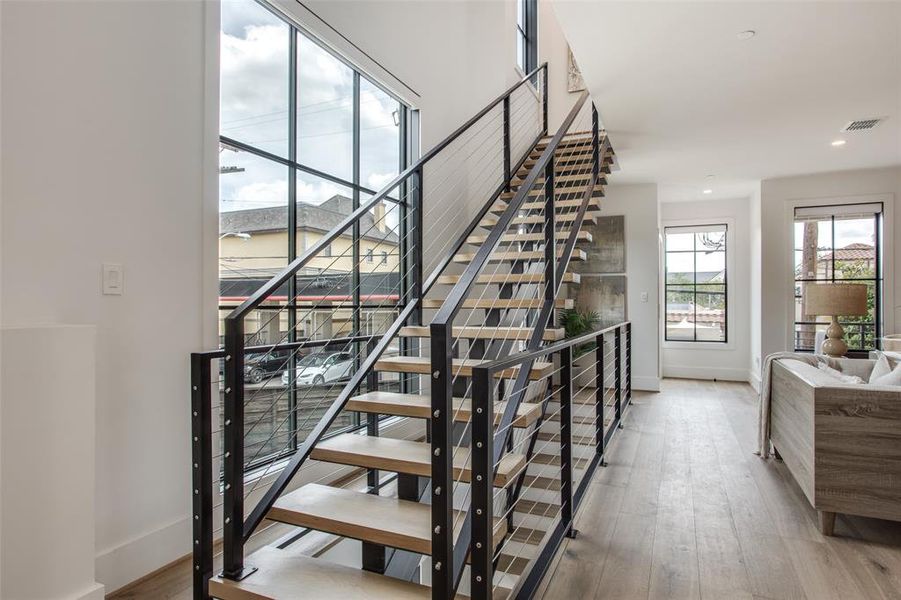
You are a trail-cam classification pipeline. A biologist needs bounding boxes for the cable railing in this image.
[427,85,608,598]
[192,64,549,597]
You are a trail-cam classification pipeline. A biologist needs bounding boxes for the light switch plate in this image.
[102,263,124,295]
[640,291,649,303]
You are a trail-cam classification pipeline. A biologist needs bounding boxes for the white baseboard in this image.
[662,364,750,382]
[76,582,106,600]
[631,375,660,392]
[749,369,761,393]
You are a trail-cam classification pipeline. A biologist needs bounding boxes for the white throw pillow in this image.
[817,362,865,384]
[869,354,893,383]
[870,357,901,386]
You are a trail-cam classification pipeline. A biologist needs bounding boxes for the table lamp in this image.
[804,283,868,357]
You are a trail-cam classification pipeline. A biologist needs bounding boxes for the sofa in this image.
[769,356,901,535]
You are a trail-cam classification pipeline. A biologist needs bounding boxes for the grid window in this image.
[793,203,882,353]
[517,0,537,75]
[664,225,727,342]
[219,0,409,470]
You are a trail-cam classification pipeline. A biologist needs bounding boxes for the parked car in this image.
[244,349,294,384]
[281,351,354,387]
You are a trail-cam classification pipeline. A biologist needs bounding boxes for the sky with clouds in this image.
[219,0,402,224]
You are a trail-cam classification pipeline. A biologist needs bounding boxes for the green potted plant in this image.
[559,309,601,388]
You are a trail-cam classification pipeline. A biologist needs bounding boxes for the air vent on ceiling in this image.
[841,118,885,132]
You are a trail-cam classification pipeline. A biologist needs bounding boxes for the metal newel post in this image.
[471,366,494,600]
[430,322,454,599]
[626,323,632,405]
[222,317,250,579]
[411,167,424,308]
[595,332,606,463]
[366,337,380,493]
[614,327,623,425]
[191,354,214,600]
[503,96,511,191]
[560,347,575,536]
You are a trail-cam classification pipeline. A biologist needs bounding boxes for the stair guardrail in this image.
[471,321,632,599]
[428,88,612,598]
[197,63,549,595]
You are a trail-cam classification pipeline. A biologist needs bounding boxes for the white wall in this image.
[749,183,762,390]
[601,184,661,391]
[760,166,901,362]
[1,0,578,592]
[660,197,751,382]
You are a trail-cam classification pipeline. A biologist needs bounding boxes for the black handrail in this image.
[428,88,599,598]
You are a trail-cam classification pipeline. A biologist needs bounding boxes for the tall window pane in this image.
[664,225,728,342]
[359,78,401,192]
[220,0,289,157]
[793,204,881,352]
[297,35,354,182]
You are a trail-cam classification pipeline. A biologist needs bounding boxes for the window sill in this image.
[662,340,734,351]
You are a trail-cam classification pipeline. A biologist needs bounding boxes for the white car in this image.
[282,352,354,387]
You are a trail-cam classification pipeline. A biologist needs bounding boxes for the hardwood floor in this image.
[113,378,901,599]
[539,378,901,600]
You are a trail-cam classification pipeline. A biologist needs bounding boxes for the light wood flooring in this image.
[538,378,901,600]
[111,378,901,599]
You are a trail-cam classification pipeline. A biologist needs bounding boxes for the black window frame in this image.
[792,202,883,355]
[664,224,729,344]
[517,0,538,75]
[219,0,412,474]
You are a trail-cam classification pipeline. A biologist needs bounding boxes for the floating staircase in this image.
[194,64,631,600]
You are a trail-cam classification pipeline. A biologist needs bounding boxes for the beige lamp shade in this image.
[804,283,868,317]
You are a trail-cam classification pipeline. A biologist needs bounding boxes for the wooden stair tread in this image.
[520,474,561,491]
[452,249,587,263]
[374,356,553,380]
[269,483,506,555]
[480,212,600,227]
[311,434,526,486]
[466,231,592,245]
[496,553,531,577]
[435,272,579,285]
[509,525,548,545]
[491,198,600,213]
[530,453,589,469]
[536,431,596,446]
[514,498,558,516]
[209,547,432,600]
[398,325,564,341]
[422,297,574,309]
[499,184,605,200]
[346,391,543,427]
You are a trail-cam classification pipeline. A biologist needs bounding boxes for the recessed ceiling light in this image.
[737,30,756,40]
[702,189,713,195]
[831,139,847,147]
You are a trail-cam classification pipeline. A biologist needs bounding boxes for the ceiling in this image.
[552,1,901,202]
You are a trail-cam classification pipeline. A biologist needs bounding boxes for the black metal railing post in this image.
[430,322,454,600]
[625,323,632,405]
[544,154,556,320]
[222,318,254,579]
[594,332,606,464]
[503,96,511,191]
[559,346,575,537]
[411,167,424,307]
[191,354,214,600]
[614,326,622,426]
[471,366,494,599]
[542,66,549,134]
[366,337,380,493]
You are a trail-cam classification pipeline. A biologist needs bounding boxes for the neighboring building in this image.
[219,195,401,342]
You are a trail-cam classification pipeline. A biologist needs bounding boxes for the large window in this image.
[517,0,538,75]
[793,203,882,353]
[665,225,728,343]
[219,0,409,466]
